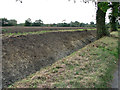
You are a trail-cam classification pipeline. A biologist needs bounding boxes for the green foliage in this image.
[98,2,109,13]
[0,17,96,27]
[112,2,119,17]
[109,2,119,18]
[57,23,70,27]
[98,46,118,59]
[24,18,32,26]
[109,2,119,31]
[56,21,95,27]
[32,19,43,26]
[90,21,94,25]
[70,21,80,27]
[90,21,96,27]
[0,18,17,26]
[0,18,8,26]
[8,19,17,26]
[17,23,24,26]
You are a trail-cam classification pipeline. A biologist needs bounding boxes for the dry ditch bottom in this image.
[2,30,96,87]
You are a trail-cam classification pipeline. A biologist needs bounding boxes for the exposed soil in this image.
[2,30,96,87]
[2,26,95,34]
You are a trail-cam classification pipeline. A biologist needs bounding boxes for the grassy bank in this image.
[8,32,118,88]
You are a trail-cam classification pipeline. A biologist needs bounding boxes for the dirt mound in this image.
[2,30,96,87]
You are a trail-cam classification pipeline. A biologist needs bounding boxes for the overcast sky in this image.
[0,0,110,24]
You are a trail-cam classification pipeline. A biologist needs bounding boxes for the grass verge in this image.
[8,32,118,88]
[3,29,96,37]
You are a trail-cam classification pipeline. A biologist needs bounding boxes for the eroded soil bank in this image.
[2,30,96,87]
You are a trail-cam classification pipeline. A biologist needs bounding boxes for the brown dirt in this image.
[2,30,96,87]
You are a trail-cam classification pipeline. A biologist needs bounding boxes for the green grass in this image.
[110,31,118,38]
[2,29,8,32]
[4,29,96,37]
[8,32,118,88]
[4,30,50,36]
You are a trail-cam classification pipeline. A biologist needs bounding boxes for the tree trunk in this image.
[110,2,118,31]
[111,16,117,31]
[96,3,110,39]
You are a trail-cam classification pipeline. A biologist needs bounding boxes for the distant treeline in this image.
[0,18,97,27]
[0,18,17,26]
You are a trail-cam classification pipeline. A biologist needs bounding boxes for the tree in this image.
[69,21,80,27]
[90,21,94,25]
[90,21,95,27]
[109,2,119,31]
[79,22,85,27]
[0,18,9,26]
[96,2,110,39]
[25,18,32,26]
[57,23,70,27]
[8,19,17,26]
[32,19,43,26]
[74,21,80,27]
[0,18,17,26]
[16,0,22,3]
[17,23,24,26]
[68,0,110,39]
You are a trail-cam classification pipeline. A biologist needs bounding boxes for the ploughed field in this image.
[2,26,96,34]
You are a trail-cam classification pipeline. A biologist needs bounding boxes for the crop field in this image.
[2,26,96,34]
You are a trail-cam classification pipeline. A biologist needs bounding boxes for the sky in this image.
[0,0,110,24]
